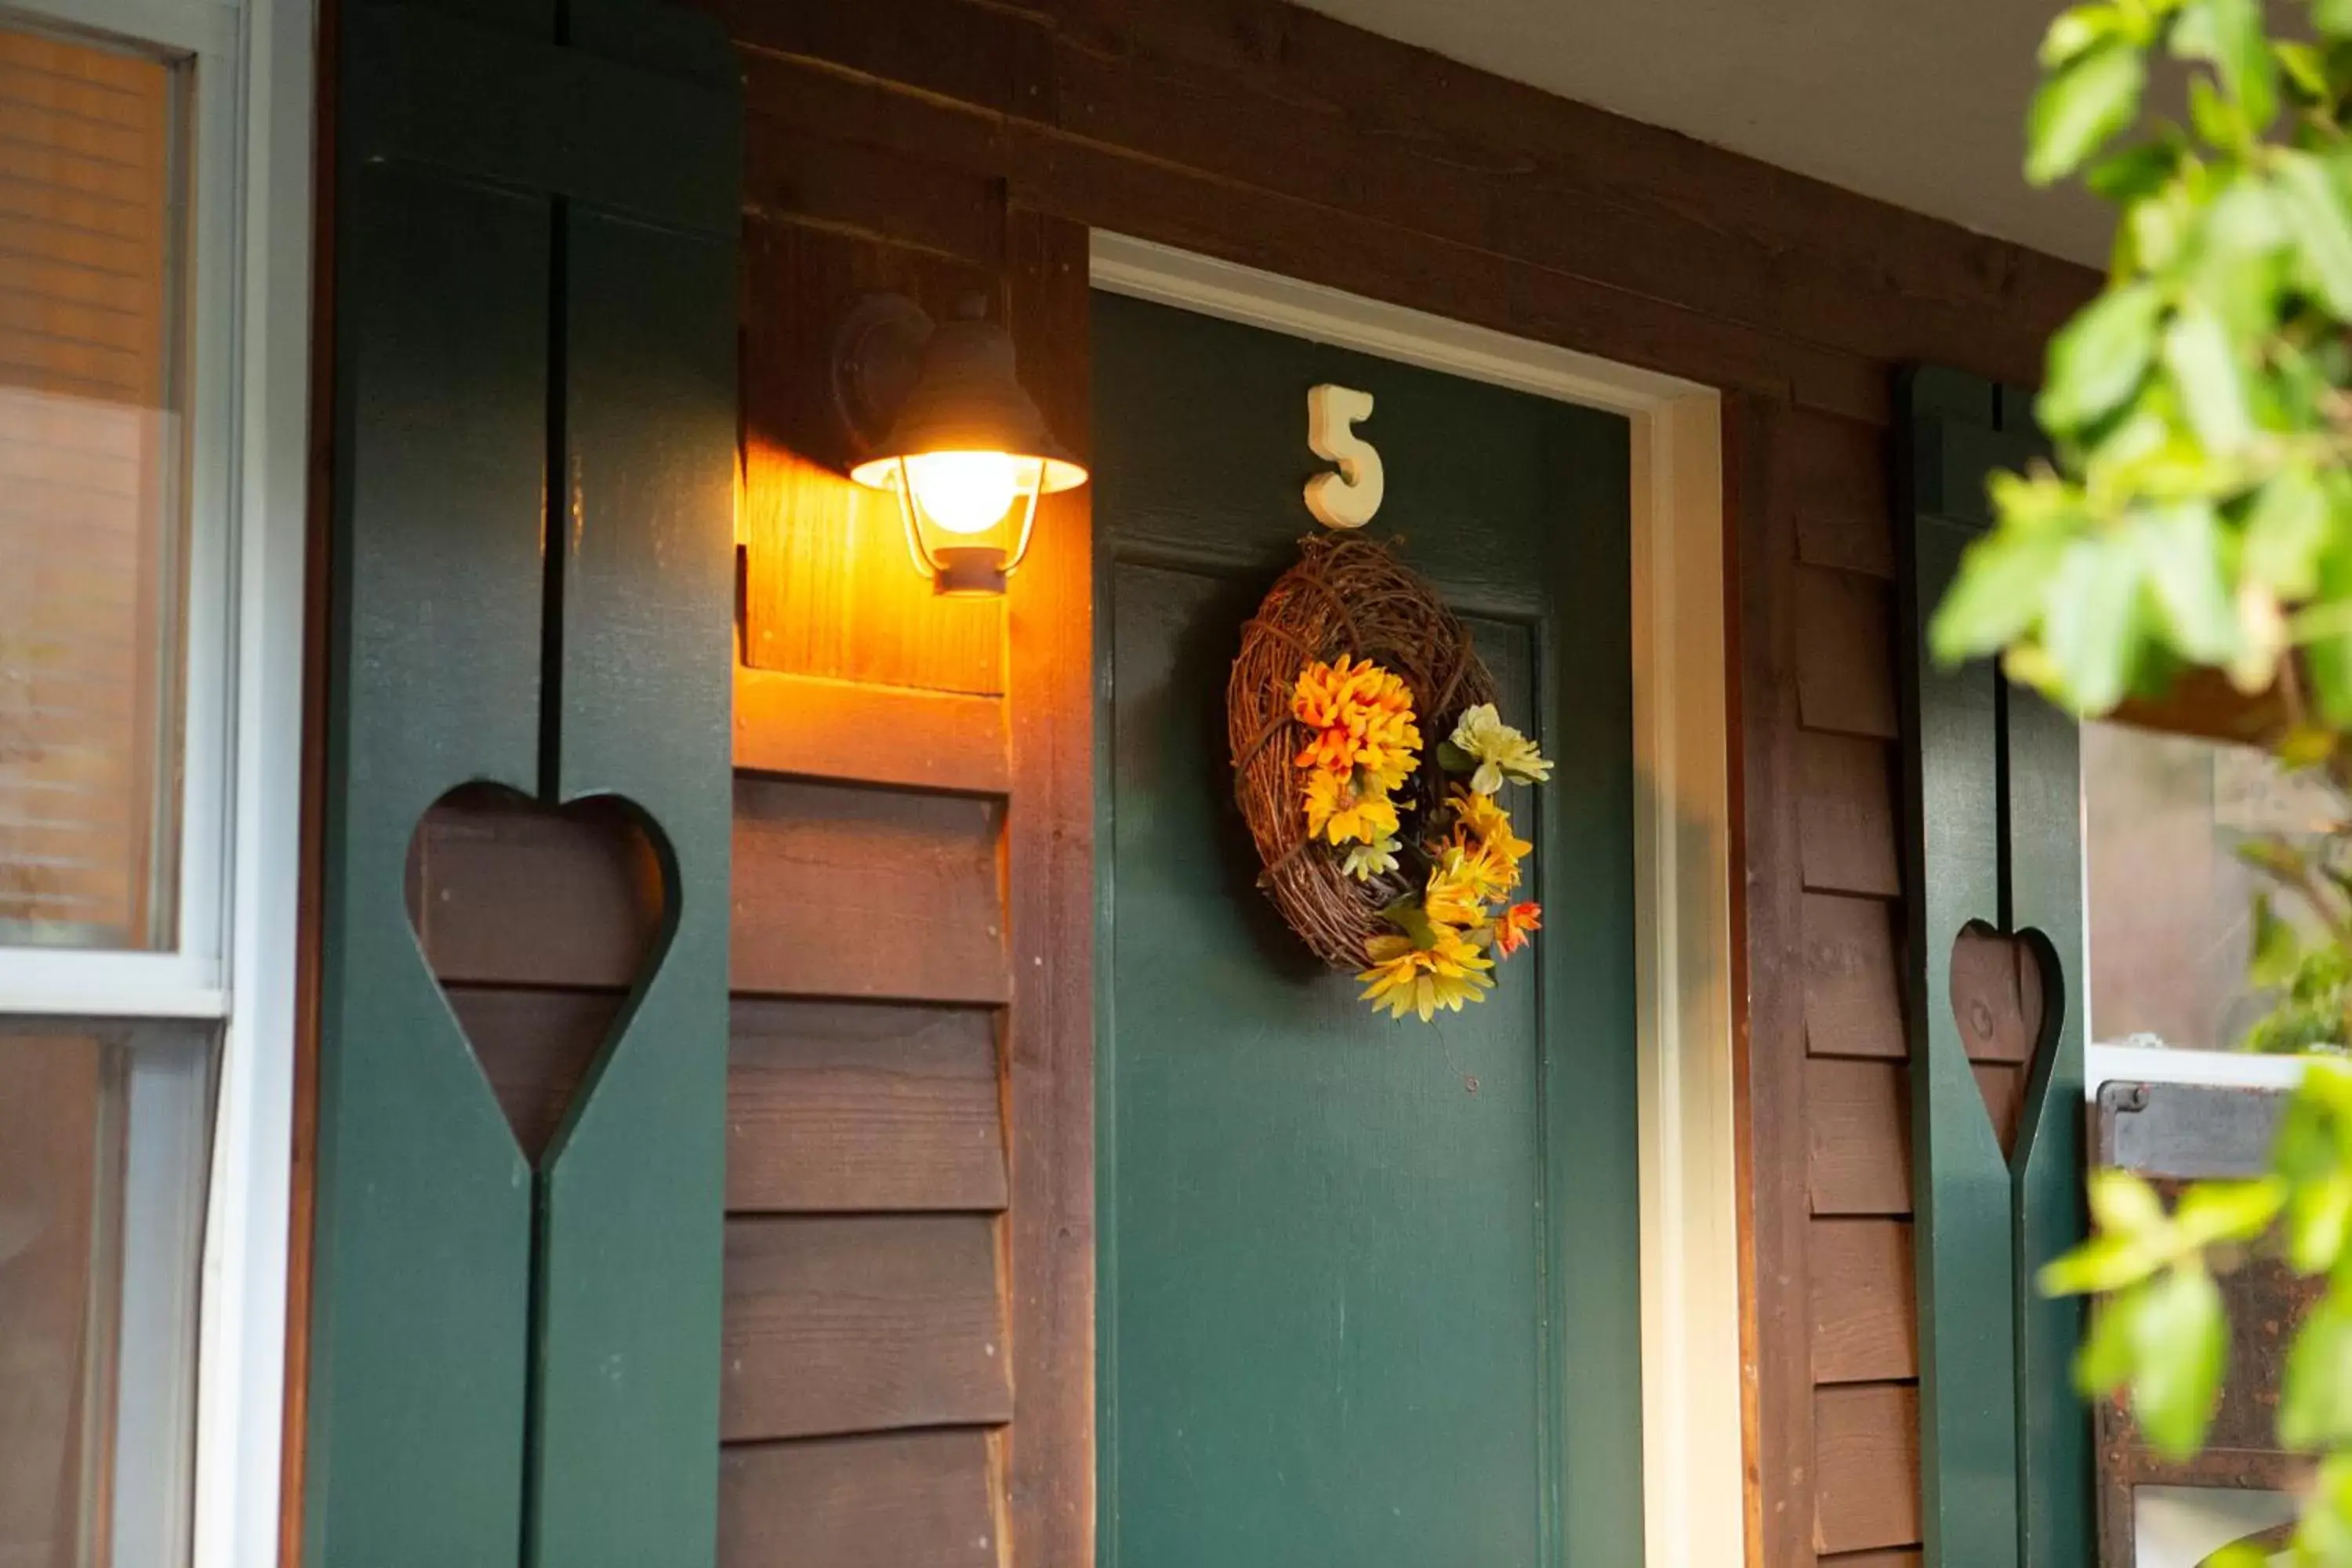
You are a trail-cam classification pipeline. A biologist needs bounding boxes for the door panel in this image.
[1094,291,1642,1567]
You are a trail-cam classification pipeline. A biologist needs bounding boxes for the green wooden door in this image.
[1094,291,1642,1568]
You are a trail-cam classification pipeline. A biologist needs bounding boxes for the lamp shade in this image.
[847,304,1087,495]
[844,298,1087,595]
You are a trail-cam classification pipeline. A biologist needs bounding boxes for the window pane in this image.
[0,21,187,950]
[2083,719,2343,1051]
[0,1020,213,1568]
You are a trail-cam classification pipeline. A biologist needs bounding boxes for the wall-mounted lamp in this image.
[837,293,1087,597]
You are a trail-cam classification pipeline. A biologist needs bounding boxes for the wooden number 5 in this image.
[1304,383,1383,528]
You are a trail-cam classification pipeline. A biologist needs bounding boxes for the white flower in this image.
[1449,703,1552,794]
[1341,833,1403,881]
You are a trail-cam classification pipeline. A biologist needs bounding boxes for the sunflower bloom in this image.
[1493,901,1543,957]
[1450,788,1533,865]
[1358,929,1496,1021]
[1303,765,1401,846]
[1449,703,1552,794]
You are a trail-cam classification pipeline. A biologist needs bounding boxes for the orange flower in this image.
[1493,902,1543,957]
[1290,655,1421,779]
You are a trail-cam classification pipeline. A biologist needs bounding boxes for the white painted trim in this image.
[1088,232,1743,1568]
[2085,1042,2310,1096]
[194,0,311,1556]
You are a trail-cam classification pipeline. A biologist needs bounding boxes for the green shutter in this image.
[305,2,739,1563]
[1896,367,2092,1568]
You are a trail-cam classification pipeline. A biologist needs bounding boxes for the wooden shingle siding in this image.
[720,1214,1012,1441]
[725,1001,1007,1214]
[719,1431,999,1566]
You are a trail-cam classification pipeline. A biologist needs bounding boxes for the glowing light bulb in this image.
[904,451,1024,535]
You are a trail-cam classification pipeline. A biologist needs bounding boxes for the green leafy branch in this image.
[1944,1,2352,1560]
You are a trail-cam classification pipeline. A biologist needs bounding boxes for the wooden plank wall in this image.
[400,1,2103,1564]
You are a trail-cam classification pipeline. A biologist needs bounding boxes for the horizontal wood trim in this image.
[734,666,1011,795]
[703,0,2092,389]
[1820,1552,1922,1568]
[1809,1220,1916,1385]
[1791,408,1893,579]
[721,1214,1011,1441]
[718,1428,998,1568]
[1795,568,1898,740]
[1802,894,1905,1062]
[728,999,1007,1214]
[1815,1382,1922,1555]
[1807,1058,1909,1217]
[731,776,1011,1004]
[1798,733,1902,898]
[721,42,1890,424]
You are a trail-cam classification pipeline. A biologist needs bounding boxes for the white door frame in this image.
[1089,233,1741,1568]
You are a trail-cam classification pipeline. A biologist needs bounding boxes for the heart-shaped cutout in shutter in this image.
[1947,921,2058,1161]
[405,782,668,1164]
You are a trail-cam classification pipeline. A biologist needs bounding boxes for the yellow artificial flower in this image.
[1450,788,1533,865]
[1493,901,1543,957]
[1449,702,1552,794]
[1341,833,1403,882]
[1358,928,1497,1021]
[1423,855,1487,929]
[1434,836,1519,905]
[1303,764,1401,846]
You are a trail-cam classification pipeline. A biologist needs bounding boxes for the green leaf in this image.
[1930,528,2069,664]
[2162,303,2253,452]
[2040,284,2165,435]
[2306,535,2352,724]
[2321,0,2352,39]
[2190,72,2245,149]
[2175,1176,2288,1245]
[2042,1231,2164,1294]
[2044,537,2147,713]
[2042,3,2119,69]
[2028,40,2150,185]
[2290,1168,2352,1274]
[2091,1167,2171,1238]
[1435,739,1474,773]
[2275,149,2352,318]
[2205,0,2278,132]
[2281,1296,2352,1448]
[2129,1264,2227,1459]
[2140,500,2241,662]
[2074,1294,2138,1393]
[2085,140,2180,203]
[2252,893,2305,988]
[2245,466,2329,598]
[2278,39,2329,101]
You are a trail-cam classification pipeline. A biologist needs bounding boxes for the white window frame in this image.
[0,0,312,1560]
[2078,728,2314,1100]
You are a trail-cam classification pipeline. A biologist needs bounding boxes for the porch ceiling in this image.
[1299,0,2114,267]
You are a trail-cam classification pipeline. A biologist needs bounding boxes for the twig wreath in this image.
[1228,533,1551,1021]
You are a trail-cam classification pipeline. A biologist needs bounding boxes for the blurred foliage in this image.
[1951,2,2352,1559]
